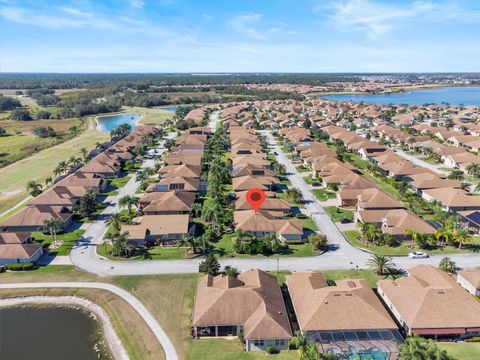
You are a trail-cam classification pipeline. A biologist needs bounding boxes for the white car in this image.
[408,251,429,259]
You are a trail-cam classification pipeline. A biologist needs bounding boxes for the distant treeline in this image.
[0,73,362,89]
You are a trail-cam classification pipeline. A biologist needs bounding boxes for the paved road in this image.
[0,282,178,360]
[67,115,480,276]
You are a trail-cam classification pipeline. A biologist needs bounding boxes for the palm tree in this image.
[26,180,42,197]
[399,336,455,360]
[105,213,122,232]
[366,254,396,276]
[53,164,64,177]
[118,195,139,217]
[453,227,471,249]
[273,163,286,176]
[111,232,132,257]
[285,187,303,204]
[44,176,53,188]
[80,147,89,161]
[289,330,308,359]
[177,234,195,255]
[42,218,64,244]
[57,160,68,174]
[191,202,203,218]
[466,163,480,177]
[448,169,464,180]
[404,228,416,249]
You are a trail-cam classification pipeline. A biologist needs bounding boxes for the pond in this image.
[322,86,480,106]
[160,106,177,112]
[96,112,141,132]
[0,306,109,360]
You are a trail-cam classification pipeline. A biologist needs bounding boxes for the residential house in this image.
[378,265,480,338]
[457,270,480,296]
[192,269,292,352]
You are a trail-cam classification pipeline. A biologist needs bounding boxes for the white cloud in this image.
[327,0,439,38]
[129,0,145,8]
[228,13,267,40]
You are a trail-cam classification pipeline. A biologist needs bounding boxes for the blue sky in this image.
[1,0,479,72]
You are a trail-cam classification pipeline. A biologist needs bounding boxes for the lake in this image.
[96,112,141,132]
[160,106,177,112]
[322,86,480,106]
[0,306,109,360]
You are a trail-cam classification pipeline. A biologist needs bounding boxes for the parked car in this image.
[408,251,429,259]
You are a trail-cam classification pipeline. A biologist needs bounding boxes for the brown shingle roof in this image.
[193,269,292,340]
[286,272,397,332]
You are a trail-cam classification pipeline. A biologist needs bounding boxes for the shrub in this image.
[21,262,34,271]
[265,345,275,354]
[296,213,307,219]
[6,263,24,271]
[439,257,456,273]
[466,337,480,343]
[308,233,328,251]
[9,109,32,121]
[326,279,336,286]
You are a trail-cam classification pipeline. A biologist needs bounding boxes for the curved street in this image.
[0,282,178,360]
[69,112,480,276]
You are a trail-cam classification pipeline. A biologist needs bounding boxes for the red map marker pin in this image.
[246,188,266,214]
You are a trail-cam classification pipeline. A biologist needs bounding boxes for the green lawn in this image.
[97,243,188,260]
[189,340,297,360]
[295,165,310,173]
[300,217,319,232]
[350,154,371,170]
[325,206,354,222]
[123,106,174,125]
[31,229,85,256]
[360,171,403,201]
[322,269,379,288]
[436,342,480,360]
[312,189,336,202]
[213,232,318,258]
[344,230,480,256]
[0,129,109,214]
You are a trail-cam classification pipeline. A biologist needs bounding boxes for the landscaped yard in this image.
[0,129,109,214]
[31,229,85,256]
[97,243,188,261]
[325,206,354,222]
[343,230,480,256]
[300,217,319,232]
[295,164,310,173]
[312,189,336,202]
[436,342,480,360]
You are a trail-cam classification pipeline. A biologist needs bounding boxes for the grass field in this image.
[325,206,354,222]
[122,106,174,125]
[312,188,336,201]
[31,229,85,256]
[436,342,480,360]
[0,129,109,214]
[0,118,82,167]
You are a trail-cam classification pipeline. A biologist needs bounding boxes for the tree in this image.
[289,331,308,359]
[224,265,239,277]
[105,213,122,232]
[285,187,303,204]
[177,234,196,255]
[9,109,32,121]
[448,169,464,180]
[366,254,395,276]
[191,202,203,218]
[0,126,7,136]
[111,232,133,257]
[439,257,456,273]
[453,227,471,249]
[273,163,287,176]
[308,233,328,251]
[80,188,98,219]
[198,253,220,275]
[42,218,64,244]
[399,336,455,360]
[118,195,139,217]
[44,176,53,187]
[26,180,42,197]
[466,163,480,177]
[80,147,89,161]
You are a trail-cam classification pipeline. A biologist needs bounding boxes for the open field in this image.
[122,106,174,125]
[0,129,109,214]
[436,342,480,360]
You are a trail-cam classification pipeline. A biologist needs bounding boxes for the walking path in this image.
[66,116,480,275]
[0,282,178,360]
